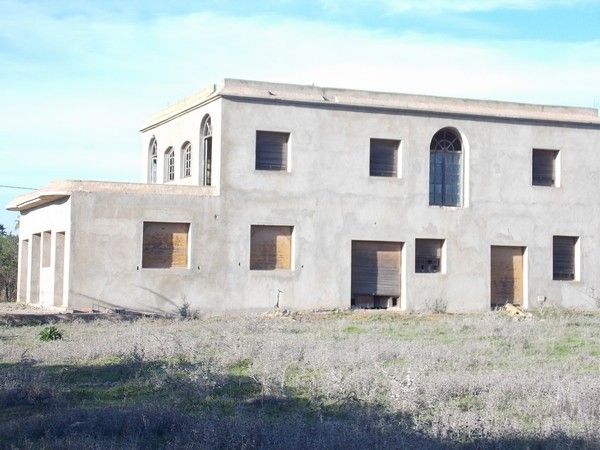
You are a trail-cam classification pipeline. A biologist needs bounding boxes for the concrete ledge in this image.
[6,180,218,212]
[141,78,600,130]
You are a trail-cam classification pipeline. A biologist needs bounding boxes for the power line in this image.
[0,184,38,190]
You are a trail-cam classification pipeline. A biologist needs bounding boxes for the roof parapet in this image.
[141,78,600,131]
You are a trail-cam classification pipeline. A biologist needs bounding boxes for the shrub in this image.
[39,326,63,342]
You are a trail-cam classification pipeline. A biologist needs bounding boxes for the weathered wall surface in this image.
[217,98,600,312]
[13,85,600,313]
[17,198,71,309]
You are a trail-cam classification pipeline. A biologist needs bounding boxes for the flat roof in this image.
[141,78,600,130]
[6,180,216,213]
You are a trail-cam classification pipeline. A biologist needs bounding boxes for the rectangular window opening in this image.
[142,222,190,269]
[553,236,578,281]
[255,131,289,171]
[532,149,559,187]
[415,239,444,273]
[250,225,293,270]
[370,139,399,177]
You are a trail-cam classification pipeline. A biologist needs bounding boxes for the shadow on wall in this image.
[0,359,593,449]
[69,287,181,315]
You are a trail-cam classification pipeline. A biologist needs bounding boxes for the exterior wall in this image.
[141,99,222,190]
[11,93,600,314]
[218,99,600,312]
[17,198,71,309]
[66,189,227,313]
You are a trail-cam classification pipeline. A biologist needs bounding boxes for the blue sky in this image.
[1,0,600,231]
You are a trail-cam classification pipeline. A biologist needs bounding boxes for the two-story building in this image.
[7,79,600,313]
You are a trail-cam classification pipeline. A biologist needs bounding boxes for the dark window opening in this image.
[429,128,463,207]
[256,131,289,171]
[415,239,444,273]
[553,236,577,281]
[370,139,399,177]
[533,149,558,187]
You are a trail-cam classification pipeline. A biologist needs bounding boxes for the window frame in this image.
[249,225,294,271]
[429,128,463,207]
[149,138,158,184]
[164,147,175,182]
[552,235,579,281]
[255,130,291,172]
[415,238,445,274]
[532,148,560,188]
[369,138,400,178]
[181,142,192,178]
[141,221,191,270]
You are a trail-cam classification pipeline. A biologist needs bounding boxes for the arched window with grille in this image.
[164,147,175,182]
[181,142,192,178]
[429,128,463,207]
[200,115,212,186]
[149,138,158,184]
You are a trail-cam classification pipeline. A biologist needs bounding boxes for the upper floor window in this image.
[256,131,289,171]
[370,139,399,177]
[181,142,192,178]
[532,149,559,187]
[149,138,158,184]
[429,128,463,207]
[165,147,175,182]
[201,115,212,186]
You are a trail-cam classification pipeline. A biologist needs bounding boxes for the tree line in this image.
[0,224,18,301]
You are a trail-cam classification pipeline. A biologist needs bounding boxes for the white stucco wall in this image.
[16,198,71,309]
[10,80,600,314]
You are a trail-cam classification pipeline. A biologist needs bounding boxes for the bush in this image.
[39,326,63,342]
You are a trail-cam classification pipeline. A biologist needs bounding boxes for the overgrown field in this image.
[1,308,600,449]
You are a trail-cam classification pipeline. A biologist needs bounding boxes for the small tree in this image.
[0,226,18,301]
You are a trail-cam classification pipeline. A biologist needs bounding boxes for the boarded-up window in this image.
[490,246,524,307]
[533,149,558,186]
[256,131,289,171]
[351,241,402,297]
[142,222,189,269]
[553,236,577,281]
[370,139,399,177]
[250,225,292,270]
[415,239,443,273]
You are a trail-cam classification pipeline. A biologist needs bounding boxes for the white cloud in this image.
[319,0,600,13]
[1,4,600,228]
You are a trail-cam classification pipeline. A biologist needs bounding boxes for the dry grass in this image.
[1,307,600,448]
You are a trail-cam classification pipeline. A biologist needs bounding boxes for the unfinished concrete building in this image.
[7,79,600,313]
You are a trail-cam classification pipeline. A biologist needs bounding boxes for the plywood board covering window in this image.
[490,246,524,307]
[351,241,402,296]
[370,139,399,177]
[255,131,289,171]
[142,222,190,269]
[532,149,558,186]
[250,225,292,270]
[553,236,577,281]
[415,239,443,273]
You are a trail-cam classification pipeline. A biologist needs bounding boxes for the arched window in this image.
[149,138,158,184]
[429,128,463,206]
[201,115,213,186]
[165,147,175,182]
[181,142,192,178]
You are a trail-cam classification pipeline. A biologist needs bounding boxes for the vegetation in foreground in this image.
[1,307,600,449]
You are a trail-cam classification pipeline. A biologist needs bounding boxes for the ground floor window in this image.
[250,225,293,270]
[142,222,190,269]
